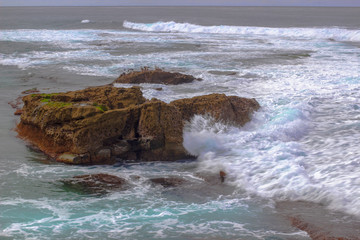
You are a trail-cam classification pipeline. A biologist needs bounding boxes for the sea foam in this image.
[183,110,360,217]
[123,20,360,42]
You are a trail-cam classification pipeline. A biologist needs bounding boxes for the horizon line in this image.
[1,5,360,7]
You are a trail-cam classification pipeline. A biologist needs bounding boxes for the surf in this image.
[123,20,360,42]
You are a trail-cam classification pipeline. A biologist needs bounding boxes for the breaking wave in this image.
[183,111,360,217]
[123,20,360,42]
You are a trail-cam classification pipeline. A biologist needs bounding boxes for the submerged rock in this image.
[277,201,360,240]
[62,173,127,194]
[149,177,187,188]
[208,70,237,76]
[16,72,259,164]
[114,68,201,85]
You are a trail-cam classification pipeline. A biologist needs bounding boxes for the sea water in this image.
[0,6,360,239]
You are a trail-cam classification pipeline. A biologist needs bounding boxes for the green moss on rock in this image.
[93,102,108,112]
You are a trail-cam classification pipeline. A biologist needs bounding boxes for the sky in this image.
[1,0,360,7]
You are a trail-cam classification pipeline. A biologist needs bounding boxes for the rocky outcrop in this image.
[17,81,259,164]
[114,68,201,85]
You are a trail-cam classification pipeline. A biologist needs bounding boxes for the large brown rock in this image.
[113,68,200,85]
[17,82,259,164]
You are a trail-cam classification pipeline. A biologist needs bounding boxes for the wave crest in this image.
[123,20,360,42]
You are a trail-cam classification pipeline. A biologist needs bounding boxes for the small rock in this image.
[14,109,23,115]
[219,170,226,183]
[114,68,201,85]
[208,70,237,76]
[21,88,39,94]
[62,173,127,194]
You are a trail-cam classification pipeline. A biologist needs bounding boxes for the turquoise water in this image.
[0,155,306,239]
[1,6,360,239]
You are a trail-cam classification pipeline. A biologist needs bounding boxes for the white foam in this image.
[0,49,118,71]
[63,65,116,77]
[123,20,360,42]
[183,108,360,216]
[81,19,90,24]
[183,115,229,158]
[0,29,101,43]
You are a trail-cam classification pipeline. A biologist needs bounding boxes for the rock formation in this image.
[114,68,201,85]
[16,71,259,164]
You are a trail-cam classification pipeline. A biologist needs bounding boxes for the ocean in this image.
[0,6,360,239]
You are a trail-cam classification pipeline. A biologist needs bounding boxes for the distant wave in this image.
[123,20,360,42]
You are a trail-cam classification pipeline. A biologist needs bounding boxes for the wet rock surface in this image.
[114,68,201,85]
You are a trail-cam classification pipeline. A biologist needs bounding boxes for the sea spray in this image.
[183,115,229,158]
[183,109,360,217]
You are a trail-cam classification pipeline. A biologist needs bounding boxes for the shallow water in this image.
[1,6,360,239]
